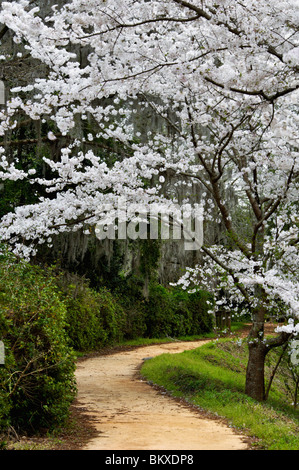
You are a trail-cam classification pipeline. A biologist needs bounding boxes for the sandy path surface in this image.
[75,340,250,450]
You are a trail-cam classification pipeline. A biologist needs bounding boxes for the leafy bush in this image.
[184,289,214,333]
[113,275,148,339]
[0,251,76,434]
[145,284,214,338]
[144,284,176,337]
[113,276,213,339]
[56,273,126,351]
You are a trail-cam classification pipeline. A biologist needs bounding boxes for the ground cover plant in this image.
[141,337,299,450]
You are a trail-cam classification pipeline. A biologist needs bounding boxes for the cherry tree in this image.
[0,0,298,401]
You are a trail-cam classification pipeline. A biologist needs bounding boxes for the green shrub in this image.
[56,273,126,351]
[145,283,178,337]
[184,289,214,333]
[113,275,148,339]
[61,283,107,351]
[102,272,214,340]
[0,251,76,434]
[97,286,127,343]
[145,284,214,338]
[56,269,214,346]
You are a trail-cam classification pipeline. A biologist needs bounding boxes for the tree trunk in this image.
[245,301,291,401]
[245,299,267,401]
[245,340,267,401]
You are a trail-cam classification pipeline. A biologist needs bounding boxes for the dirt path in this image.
[74,340,250,450]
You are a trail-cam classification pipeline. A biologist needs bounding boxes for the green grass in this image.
[140,338,299,450]
[119,331,216,347]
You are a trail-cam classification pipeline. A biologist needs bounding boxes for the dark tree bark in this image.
[245,340,267,401]
[245,302,267,401]
[245,301,292,401]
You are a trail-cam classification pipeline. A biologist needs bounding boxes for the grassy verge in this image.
[140,338,299,450]
[117,320,246,348]
[118,331,216,347]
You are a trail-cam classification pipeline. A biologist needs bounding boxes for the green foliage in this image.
[145,284,214,338]
[139,239,160,279]
[180,289,214,333]
[108,273,214,340]
[113,273,214,340]
[112,275,148,339]
[56,273,126,351]
[0,250,76,434]
[145,284,190,337]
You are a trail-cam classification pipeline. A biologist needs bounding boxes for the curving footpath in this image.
[74,340,250,450]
